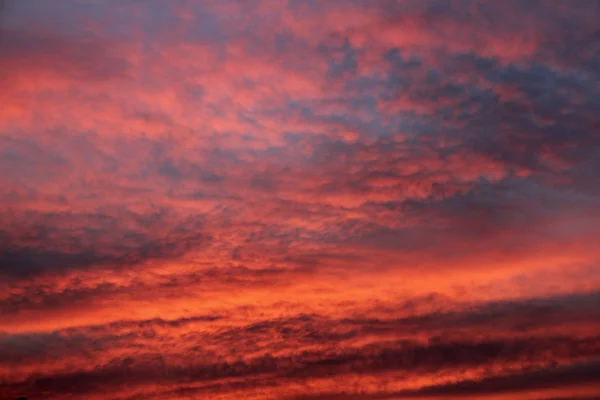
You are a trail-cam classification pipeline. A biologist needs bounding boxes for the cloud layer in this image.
[1,0,600,399]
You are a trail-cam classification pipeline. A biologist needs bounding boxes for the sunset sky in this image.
[1,1,600,399]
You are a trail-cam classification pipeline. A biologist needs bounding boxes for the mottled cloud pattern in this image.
[1,1,600,399]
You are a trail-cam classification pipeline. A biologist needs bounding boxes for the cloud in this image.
[2,291,600,398]
[0,209,208,278]
[390,361,600,399]
[3,333,599,399]
[1,0,600,399]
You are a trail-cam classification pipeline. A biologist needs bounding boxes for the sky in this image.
[1,0,600,399]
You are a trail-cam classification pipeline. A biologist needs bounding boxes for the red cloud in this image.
[1,0,600,399]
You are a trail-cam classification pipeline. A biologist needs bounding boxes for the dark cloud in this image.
[392,360,600,398]
[3,335,598,399]
[0,210,208,278]
[287,362,600,400]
